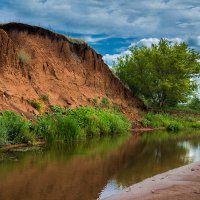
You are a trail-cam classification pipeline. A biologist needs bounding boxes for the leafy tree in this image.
[113,39,200,108]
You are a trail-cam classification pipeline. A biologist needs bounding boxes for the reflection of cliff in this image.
[0,22,144,123]
[0,133,194,200]
[114,139,189,186]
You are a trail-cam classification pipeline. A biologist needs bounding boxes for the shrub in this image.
[28,99,42,111]
[18,50,30,65]
[0,111,34,144]
[101,97,109,108]
[40,94,49,102]
[50,105,67,115]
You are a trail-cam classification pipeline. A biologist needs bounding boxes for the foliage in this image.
[33,106,132,142]
[34,114,81,142]
[65,107,131,136]
[100,97,110,108]
[50,105,67,114]
[40,94,49,102]
[142,112,200,132]
[28,99,43,111]
[18,50,30,65]
[113,39,200,108]
[188,97,200,110]
[0,111,34,144]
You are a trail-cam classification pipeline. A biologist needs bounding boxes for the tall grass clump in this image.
[18,50,30,65]
[0,111,35,144]
[35,114,82,142]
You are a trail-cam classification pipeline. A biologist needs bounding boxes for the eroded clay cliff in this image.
[0,22,145,124]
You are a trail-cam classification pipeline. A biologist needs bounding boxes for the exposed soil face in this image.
[0,22,145,124]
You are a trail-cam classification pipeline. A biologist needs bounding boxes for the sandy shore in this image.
[106,161,200,200]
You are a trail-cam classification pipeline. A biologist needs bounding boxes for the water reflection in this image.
[0,130,200,200]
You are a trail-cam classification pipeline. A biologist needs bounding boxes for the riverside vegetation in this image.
[0,106,131,145]
[142,112,200,132]
[1,39,200,146]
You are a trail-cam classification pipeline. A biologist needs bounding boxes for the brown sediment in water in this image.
[106,161,200,200]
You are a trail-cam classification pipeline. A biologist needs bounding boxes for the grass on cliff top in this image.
[0,107,132,145]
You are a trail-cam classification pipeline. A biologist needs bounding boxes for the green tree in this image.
[114,39,200,108]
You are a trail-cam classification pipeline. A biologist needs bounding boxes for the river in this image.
[0,129,200,200]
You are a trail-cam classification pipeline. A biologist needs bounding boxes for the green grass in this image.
[0,107,132,145]
[142,112,200,132]
[36,107,132,142]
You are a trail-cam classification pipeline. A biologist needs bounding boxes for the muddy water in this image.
[0,130,200,200]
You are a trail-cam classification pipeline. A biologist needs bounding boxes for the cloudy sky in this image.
[0,0,200,65]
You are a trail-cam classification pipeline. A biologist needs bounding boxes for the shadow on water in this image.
[0,130,200,200]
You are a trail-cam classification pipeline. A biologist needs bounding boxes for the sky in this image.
[0,0,200,66]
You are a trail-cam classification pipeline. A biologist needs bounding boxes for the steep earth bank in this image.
[0,22,145,124]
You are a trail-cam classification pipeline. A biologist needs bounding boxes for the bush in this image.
[101,97,109,108]
[0,111,34,144]
[40,94,49,102]
[50,105,67,115]
[28,99,42,111]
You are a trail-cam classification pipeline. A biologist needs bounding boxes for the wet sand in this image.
[106,161,200,200]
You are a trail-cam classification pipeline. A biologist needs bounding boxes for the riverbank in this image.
[106,161,200,200]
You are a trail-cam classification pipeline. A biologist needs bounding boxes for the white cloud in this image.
[1,0,200,38]
[103,54,120,66]
[103,49,131,66]
[130,38,160,48]
[103,37,184,66]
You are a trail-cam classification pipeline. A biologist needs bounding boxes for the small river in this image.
[0,130,200,200]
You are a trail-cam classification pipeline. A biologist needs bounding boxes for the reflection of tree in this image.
[114,138,189,187]
[188,140,200,149]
